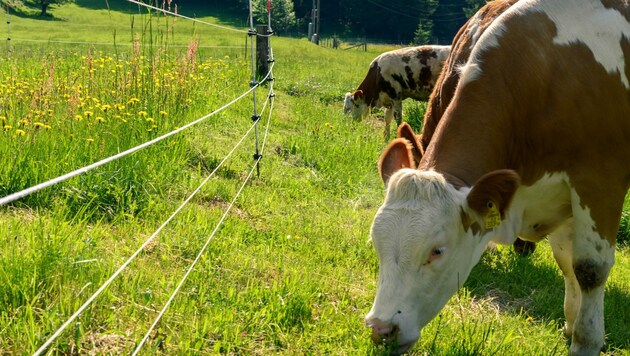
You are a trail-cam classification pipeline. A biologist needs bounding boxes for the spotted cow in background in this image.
[344,45,450,138]
[366,0,630,354]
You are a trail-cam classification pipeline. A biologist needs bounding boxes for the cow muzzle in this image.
[366,317,417,354]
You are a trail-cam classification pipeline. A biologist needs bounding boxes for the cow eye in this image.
[427,247,445,264]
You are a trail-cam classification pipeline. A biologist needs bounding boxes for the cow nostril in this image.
[369,321,399,344]
[384,324,399,339]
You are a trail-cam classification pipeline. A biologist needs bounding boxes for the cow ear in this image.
[378,138,415,184]
[396,122,423,166]
[353,90,364,99]
[465,170,520,230]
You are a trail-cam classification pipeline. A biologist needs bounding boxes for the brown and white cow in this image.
[397,0,538,256]
[366,0,630,354]
[344,45,450,138]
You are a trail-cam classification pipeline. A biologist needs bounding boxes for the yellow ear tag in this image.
[485,202,501,229]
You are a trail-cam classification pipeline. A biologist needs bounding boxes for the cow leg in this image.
[392,100,403,126]
[548,219,580,339]
[383,107,394,139]
[568,190,616,355]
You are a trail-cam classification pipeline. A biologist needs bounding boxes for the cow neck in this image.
[419,91,513,188]
[356,64,380,107]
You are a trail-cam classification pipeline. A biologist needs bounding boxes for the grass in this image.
[0,0,629,355]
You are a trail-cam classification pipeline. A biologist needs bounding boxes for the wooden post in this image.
[256,24,269,81]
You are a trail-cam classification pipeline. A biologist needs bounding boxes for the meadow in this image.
[0,1,628,355]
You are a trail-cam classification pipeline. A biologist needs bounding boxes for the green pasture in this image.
[0,1,628,354]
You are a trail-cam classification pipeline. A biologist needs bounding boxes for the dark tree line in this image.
[216,0,487,45]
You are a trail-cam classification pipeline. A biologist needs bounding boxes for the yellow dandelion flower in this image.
[145,117,155,123]
[127,98,140,105]
[44,124,51,129]
[3,125,12,130]
[84,111,93,118]
[186,98,193,103]
[95,117,106,123]
[101,104,111,112]
[114,103,125,111]
[34,122,45,129]
[18,119,29,126]
[0,116,5,123]
[159,110,168,116]
[74,115,83,121]
[138,111,148,117]
[15,129,25,136]
[86,138,95,143]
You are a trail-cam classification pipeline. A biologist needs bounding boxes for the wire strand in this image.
[10,38,245,49]
[126,0,249,34]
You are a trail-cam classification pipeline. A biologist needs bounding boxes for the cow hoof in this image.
[513,238,536,256]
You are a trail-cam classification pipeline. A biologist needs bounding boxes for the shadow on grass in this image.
[465,247,630,350]
[6,6,65,21]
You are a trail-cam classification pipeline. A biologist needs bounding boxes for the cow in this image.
[343,45,451,138]
[396,0,536,256]
[365,0,630,355]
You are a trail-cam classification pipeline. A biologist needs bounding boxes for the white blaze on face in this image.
[343,92,369,120]
[366,169,491,351]
[343,93,353,114]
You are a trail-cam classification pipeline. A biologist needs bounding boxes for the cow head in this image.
[366,138,519,354]
[343,90,369,120]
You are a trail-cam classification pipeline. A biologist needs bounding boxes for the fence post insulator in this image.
[266,77,275,82]
[253,153,263,160]
[267,58,275,63]
[251,114,261,122]
[249,81,258,88]
[247,29,257,36]
[268,93,276,98]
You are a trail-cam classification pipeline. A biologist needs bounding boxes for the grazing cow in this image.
[344,45,450,138]
[366,0,630,355]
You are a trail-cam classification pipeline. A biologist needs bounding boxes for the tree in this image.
[413,0,438,44]
[254,0,297,34]
[25,0,73,16]
[463,0,487,17]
